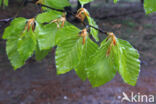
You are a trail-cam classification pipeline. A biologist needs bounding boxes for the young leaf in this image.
[55,35,83,74]
[3,17,37,70]
[36,10,63,23]
[55,23,81,45]
[144,0,156,14]
[17,29,36,61]
[79,0,93,6]
[35,43,51,61]
[78,8,99,42]
[35,23,57,50]
[6,40,25,70]
[86,39,118,87]
[3,17,27,40]
[87,16,99,41]
[116,39,140,86]
[75,37,98,81]
[43,0,70,10]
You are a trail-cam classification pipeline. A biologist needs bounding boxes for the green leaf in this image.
[43,0,70,10]
[17,29,36,61]
[87,16,99,42]
[55,23,81,45]
[79,0,93,6]
[55,35,83,74]
[35,43,51,61]
[3,17,37,70]
[3,17,27,40]
[86,36,140,87]
[35,23,57,50]
[114,0,118,3]
[116,39,140,86]
[75,38,98,81]
[86,39,118,87]
[36,10,63,23]
[144,0,156,14]
[6,39,25,70]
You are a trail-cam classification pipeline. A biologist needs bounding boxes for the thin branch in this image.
[82,22,108,35]
[36,3,108,35]
[31,1,108,35]
[0,0,26,29]
[0,2,108,36]
[88,25,108,35]
[0,18,14,22]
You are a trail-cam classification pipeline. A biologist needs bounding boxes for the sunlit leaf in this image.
[55,35,83,74]
[87,39,118,87]
[6,40,25,70]
[36,10,63,23]
[87,16,99,41]
[17,29,36,61]
[35,23,57,50]
[3,17,27,39]
[55,22,81,45]
[116,39,140,86]
[43,0,70,10]
[75,38,98,81]
[3,17,37,70]
[35,43,51,61]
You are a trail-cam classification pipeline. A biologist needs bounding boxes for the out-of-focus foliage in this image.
[0,0,8,7]
[144,0,156,14]
[114,0,118,3]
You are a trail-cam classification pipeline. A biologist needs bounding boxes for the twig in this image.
[0,18,14,22]
[36,3,108,35]
[0,2,108,36]
[29,1,108,35]
[82,22,108,35]
[0,0,26,29]
[89,25,108,35]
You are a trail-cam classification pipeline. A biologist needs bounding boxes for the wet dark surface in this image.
[0,1,156,104]
[0,52,155,104]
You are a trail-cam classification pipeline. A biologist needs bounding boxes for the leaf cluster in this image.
[2,0,141,87]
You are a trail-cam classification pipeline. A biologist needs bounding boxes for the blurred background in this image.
[0,0,156,104]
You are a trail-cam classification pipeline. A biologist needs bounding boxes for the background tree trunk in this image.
[141,0,144,4]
